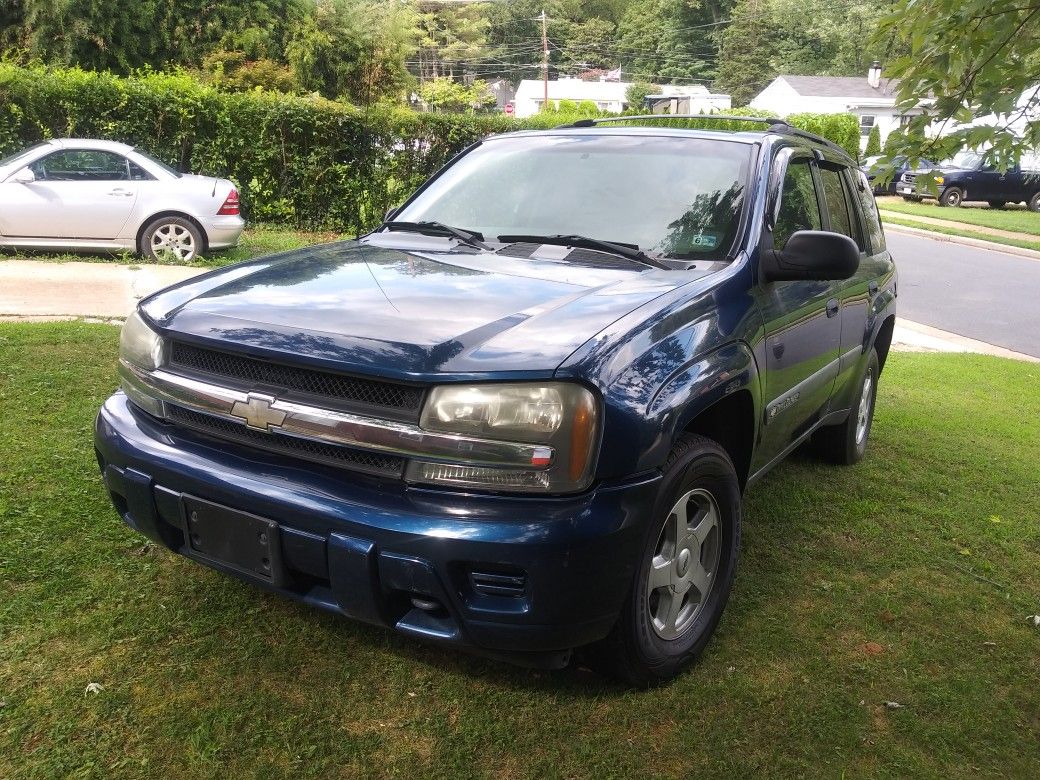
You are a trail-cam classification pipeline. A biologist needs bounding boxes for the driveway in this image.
[0,260,203,320]
[886,230,1040,359]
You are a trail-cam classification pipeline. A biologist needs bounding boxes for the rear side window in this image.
[853,171,886,253]
[774,158,821,249]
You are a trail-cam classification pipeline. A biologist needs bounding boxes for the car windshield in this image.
[0,142,50,170]
[943,151,984,169]
[132,147,182,177]
[395,134,752,261]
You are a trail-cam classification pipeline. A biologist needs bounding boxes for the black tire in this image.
[1029,192,1040,212]
[813,348,880,465]
[585,434,741,686]
[938,187,964,207]
[988,200,1006,209]
[140,215,203,263]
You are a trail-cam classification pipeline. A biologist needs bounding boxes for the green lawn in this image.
[2,323,1039,779]
[877,196,1040,236]
[0,226,341,268]
[881,214,1040,253]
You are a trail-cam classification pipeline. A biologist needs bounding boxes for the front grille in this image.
[167,405,405,478]
[902,172,916,184]
[169,342,425,419]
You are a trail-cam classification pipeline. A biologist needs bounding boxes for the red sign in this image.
[504,103,514,116]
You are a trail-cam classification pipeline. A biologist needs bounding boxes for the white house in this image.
[512,78,730,118]
[750,62,926,151]
[645,85,731,115]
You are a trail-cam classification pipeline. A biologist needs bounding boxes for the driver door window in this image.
[31,150,130,181]
[773,158,822,249]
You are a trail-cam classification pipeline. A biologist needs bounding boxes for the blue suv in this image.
[94,117,897,684]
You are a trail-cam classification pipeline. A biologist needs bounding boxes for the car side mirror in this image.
[763,230,860,282]
[10,167,35,184]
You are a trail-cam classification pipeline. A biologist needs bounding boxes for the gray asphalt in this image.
[885,230,1040,358]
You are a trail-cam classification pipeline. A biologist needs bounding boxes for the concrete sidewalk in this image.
[1,259,1036,363]
[0,260,204,320]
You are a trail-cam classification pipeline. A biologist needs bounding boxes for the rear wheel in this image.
[988,200,1006,209]
[939,187,964,207]
[141,216,203,263]
[586,434,741,686]
[1029,192,1040,212]
[813,348,880,465]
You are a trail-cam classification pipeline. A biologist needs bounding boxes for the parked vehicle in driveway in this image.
[896,150,1040,209]
[94,116,896,685]
[0,139,243,261]
[862,154,934,195]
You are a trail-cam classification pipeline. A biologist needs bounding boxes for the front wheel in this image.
[939,187,964,207]
[586,434,741,686]
[141,216,203,263]
[813,348,880,465]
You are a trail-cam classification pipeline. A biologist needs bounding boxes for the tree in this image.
[286,0,416,104]
[715,0,780,106]
[876,0,1040,171]
[615,0,725,84]
[201,50,298,93]
[626,81,661,108]
[418,77,495,113]
[415,1,488,81]
[865,124,881,156]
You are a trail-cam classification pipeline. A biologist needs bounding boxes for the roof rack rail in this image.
[556,113,853,159]
[557,114,789,129]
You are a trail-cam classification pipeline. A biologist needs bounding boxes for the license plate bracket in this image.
[182,495,285,585]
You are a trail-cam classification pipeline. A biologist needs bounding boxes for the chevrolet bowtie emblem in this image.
[230,393,287,431]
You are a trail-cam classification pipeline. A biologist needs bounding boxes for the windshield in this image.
[943,151,984,169]
[395,135,752,261]
[132,147,182,177]
[0,142,50,170]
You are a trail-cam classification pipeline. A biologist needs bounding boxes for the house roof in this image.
[779,75,899,99]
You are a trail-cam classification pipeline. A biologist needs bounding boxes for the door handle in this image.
[108,188,133,197]
[826,298,840,318]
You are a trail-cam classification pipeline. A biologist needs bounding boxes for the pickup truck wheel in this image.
[1029,193,1040,212]
[938,187,964,207]
[813,348,880,465]
[584,434,741,686]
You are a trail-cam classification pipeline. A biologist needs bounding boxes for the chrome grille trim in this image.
[120,360,555,470]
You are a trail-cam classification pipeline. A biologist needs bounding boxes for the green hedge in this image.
[0,65,861,233]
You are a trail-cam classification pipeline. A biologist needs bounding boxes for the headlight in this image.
[407,382,599,493]
[120,310,164,370]
[934,176,944,185]
[119,310,165,415]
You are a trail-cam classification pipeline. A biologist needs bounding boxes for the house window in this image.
[899,115,914,127]
[859,115,876,136]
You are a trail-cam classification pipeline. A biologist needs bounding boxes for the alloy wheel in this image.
[647,488,722,640]
[151,223,197,262]
[856,371,874,445]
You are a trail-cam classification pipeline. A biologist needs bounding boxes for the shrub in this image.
[865,124,881,156]
[0,65,864,232]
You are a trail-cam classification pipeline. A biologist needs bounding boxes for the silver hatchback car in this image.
[0,138,244,262]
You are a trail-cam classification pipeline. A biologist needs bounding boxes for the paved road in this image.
[886,230,1040,358]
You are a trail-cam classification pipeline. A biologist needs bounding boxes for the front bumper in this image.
[199,215,245,249]
[94,392,660,667]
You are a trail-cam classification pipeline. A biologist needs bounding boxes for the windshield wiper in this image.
[380,220,490,251]
[496,234,669,269]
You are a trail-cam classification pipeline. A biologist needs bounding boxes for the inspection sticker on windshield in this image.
[689,232,721,250]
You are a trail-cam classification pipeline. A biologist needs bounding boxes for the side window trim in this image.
[839,167,870,255]
[768,146,820,233]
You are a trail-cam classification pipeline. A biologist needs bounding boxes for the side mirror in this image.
[763,230,860,282]
[10,168,35,184]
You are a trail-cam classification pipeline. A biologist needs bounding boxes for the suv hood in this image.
[141,237,718,379]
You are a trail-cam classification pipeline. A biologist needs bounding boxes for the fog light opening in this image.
[410,595,443,613]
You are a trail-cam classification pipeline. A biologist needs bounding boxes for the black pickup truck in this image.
[896,150,1040,209]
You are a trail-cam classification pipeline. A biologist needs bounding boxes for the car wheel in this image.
[1029,193,1040,212]
[988,200,1006,209]
[938,187,964,207]
[813,348,880,465]
[585,434,741,686]
[141,216,203,263]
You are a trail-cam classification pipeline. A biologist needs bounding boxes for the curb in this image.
[881,221,1040,262]
[893,319,1039,363]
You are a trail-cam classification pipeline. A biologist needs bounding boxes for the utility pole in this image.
[541,9,549,109]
